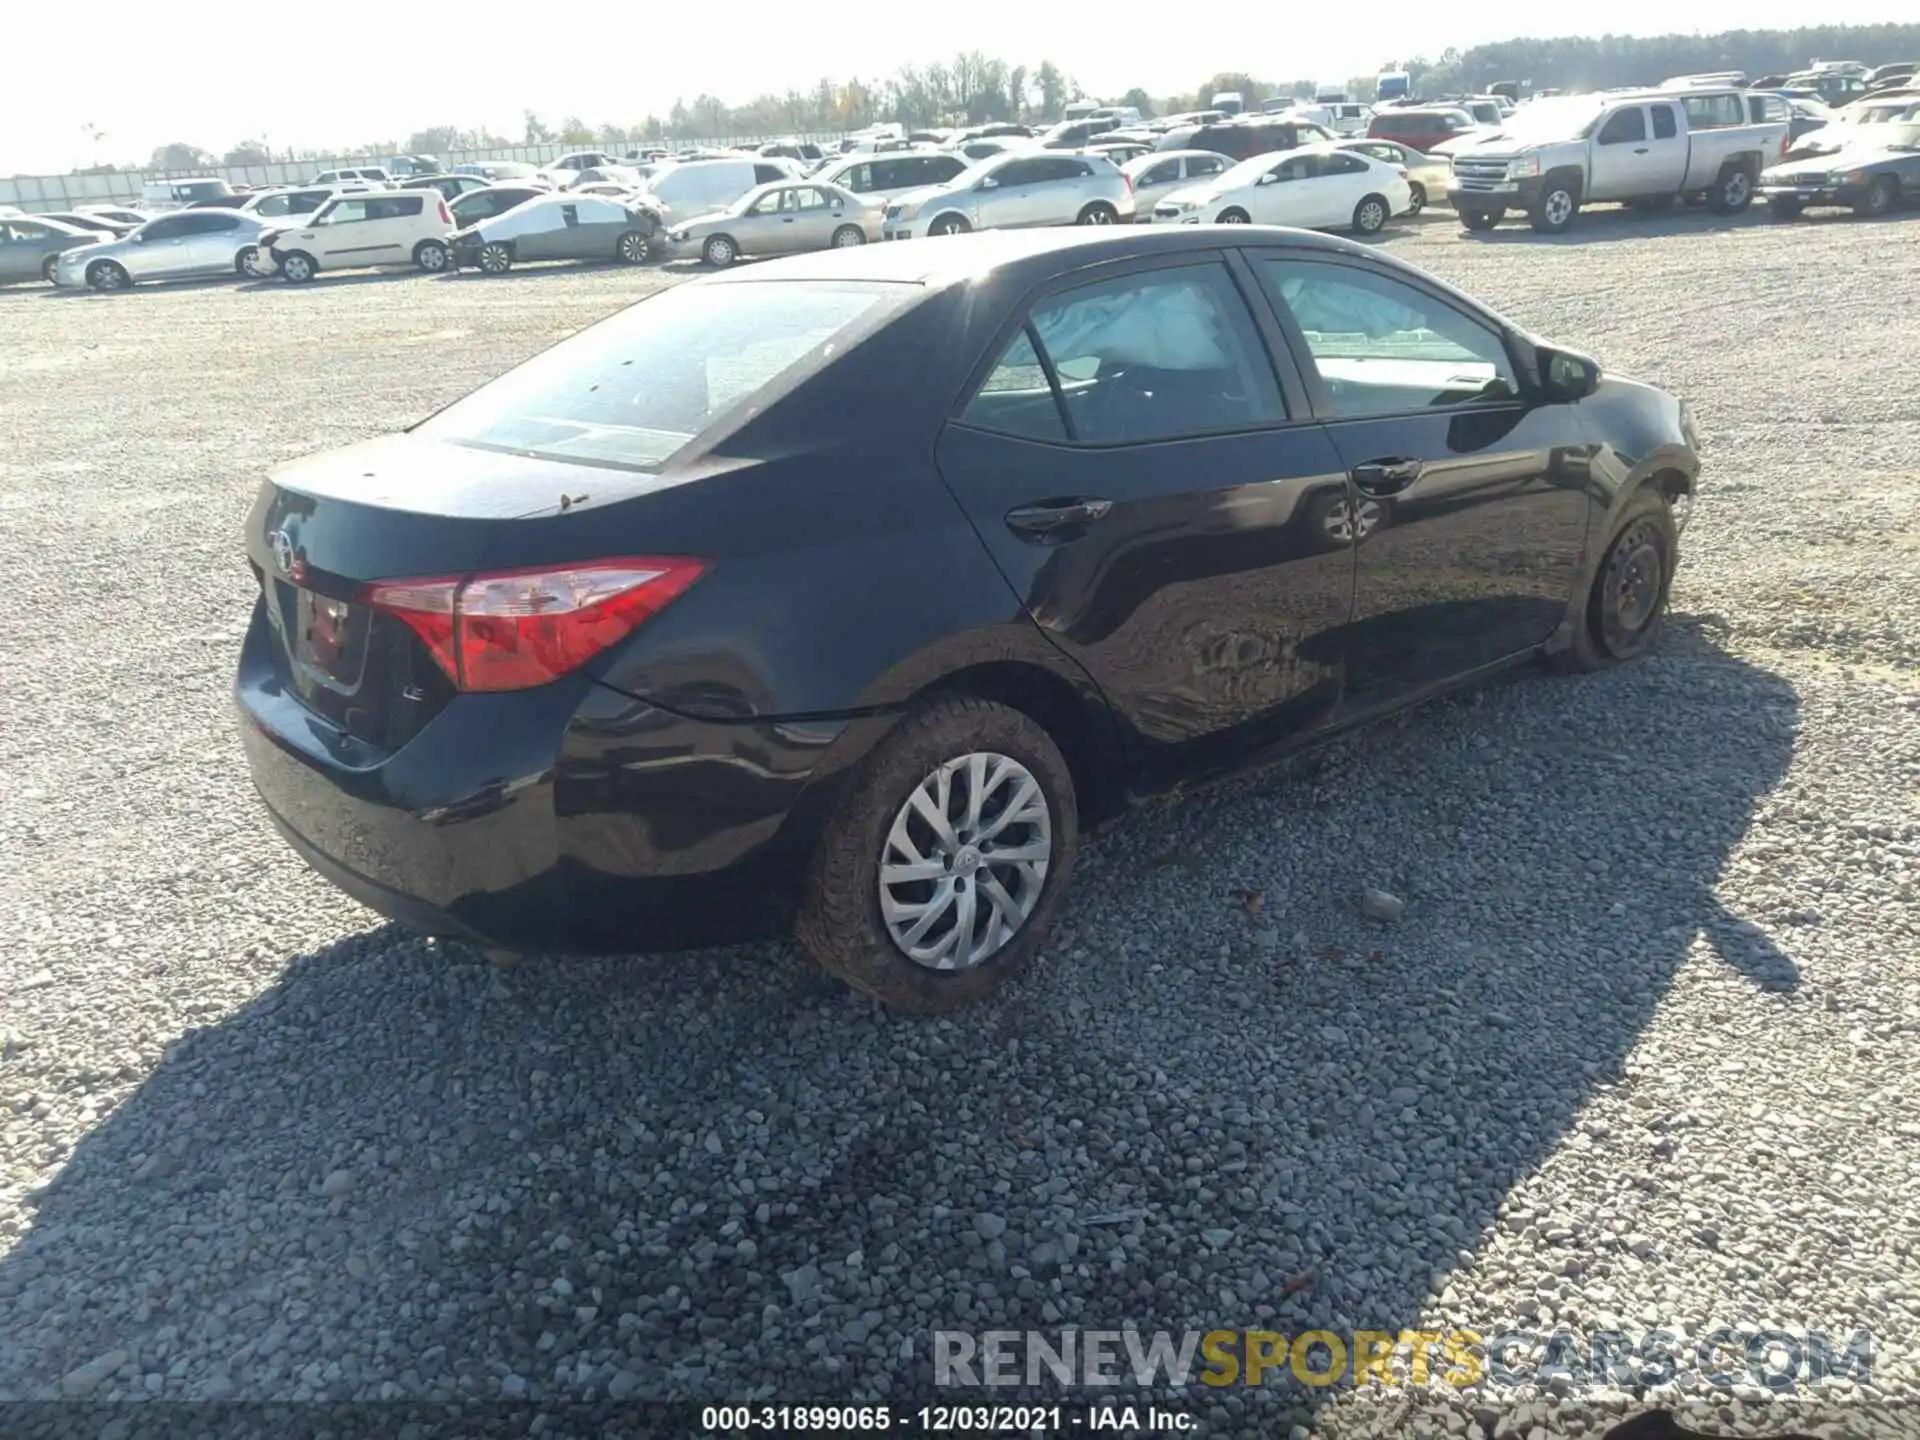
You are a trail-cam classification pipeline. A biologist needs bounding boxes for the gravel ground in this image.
[2,211,1918,1438]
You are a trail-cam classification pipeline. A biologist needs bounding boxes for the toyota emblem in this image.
[268,529,296,576]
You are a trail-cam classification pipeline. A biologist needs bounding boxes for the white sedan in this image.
[1150,143,1413,235]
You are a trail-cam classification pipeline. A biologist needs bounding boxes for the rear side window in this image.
[1682,93,1744,129]
[753,163,787,184]
[960,329,1067,442]
[961,262,1285,446]
[1651,105,1678,138]
[1139,160,1180,186]
[416,281,910,472]
[837,163,874,192]
[367,196,424,220]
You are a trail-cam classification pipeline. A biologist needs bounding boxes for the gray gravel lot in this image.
[2,212,1918,1437]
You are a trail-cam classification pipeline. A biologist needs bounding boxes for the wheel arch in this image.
[909,659,1128,828]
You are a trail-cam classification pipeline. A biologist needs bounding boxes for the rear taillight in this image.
[1122,173,1133,193]
[365,557,705,693]
[437,198,452,224]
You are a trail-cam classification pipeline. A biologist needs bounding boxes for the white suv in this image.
[262,190,454,282]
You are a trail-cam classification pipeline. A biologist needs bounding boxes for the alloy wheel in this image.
[1358,200,1387,232]
[878,752,1052,972]
[1324,497,1383,542]
[479,244,510,274]
[1545,190,1574,227]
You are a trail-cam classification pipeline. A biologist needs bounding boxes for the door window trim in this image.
[948,251,1318,447]
[1236,248,1536,423]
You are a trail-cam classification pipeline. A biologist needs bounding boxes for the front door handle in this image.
[1005,496,1113,539]
[1350,457,1424,497]
[1633,146,1650,154]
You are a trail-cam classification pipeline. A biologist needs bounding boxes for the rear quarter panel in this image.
[491,285,1063,722]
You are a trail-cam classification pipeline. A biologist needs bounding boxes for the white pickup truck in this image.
[1448,88,1788,233]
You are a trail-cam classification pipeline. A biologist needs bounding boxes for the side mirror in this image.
[1540,345,1601,402]
[978,177,999,190]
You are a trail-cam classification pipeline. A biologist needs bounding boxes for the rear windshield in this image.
[414,280,912,472]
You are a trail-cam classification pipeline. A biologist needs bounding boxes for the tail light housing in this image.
[437,197,452,225]
[365,557,705,693]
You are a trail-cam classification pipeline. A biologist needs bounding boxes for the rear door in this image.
[934,253,1356,786]
[1245,250,1589,711]
[780,186,837,251]
[182,212,245,271]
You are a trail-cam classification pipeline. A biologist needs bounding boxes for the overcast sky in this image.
[4,0,1912,175]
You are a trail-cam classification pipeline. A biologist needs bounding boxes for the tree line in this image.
[132,21,1920,172]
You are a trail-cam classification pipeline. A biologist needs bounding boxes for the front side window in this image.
[962,263,1285,446]
[416,281,911,473]
[1256,259,1518,418]
[748,190,782,215]
[1599,107,1648,144]
[321,200,369,225]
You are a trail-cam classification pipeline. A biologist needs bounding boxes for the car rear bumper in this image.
[236,611,890,955]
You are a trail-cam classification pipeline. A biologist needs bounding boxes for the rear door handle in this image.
[1004,496,1113,539]
[1350,457,1424,497]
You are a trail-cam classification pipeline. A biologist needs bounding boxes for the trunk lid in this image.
[246,434,652,752]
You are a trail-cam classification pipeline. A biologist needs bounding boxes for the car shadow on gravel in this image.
[1460,207,1772,244]
[0,618,1804,1425]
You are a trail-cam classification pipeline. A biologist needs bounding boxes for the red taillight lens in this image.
[365,557,705,693]
[437,198,452,224]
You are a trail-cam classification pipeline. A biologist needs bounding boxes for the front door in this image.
[934,254,1356,787]
[127,215,195,277]
[1245,251,1590,712]
[1588,105,1657,200]
[976,157,1046,228]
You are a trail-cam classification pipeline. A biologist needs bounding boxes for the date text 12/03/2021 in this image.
[698,1403,1197,1432]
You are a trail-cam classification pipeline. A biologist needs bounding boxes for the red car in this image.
[1368,106,1481,152]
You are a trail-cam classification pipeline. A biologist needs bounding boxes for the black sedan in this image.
[235,227,1700,1011]
[1758,121,1920,217]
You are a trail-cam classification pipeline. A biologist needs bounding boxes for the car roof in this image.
[697,224,1382,291]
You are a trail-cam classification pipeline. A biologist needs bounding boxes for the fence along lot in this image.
[0,135,848,210]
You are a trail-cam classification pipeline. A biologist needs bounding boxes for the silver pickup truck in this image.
[1448,88,1789,233]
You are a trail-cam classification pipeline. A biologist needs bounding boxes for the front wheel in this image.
[796,698,1079,1012]
[830,224,866,248]
[1215,207,1250,224]
[1708,166,1754,215]
[927,214,970,237]
[1767,195,1806,220]
[1352,193,1390,235]
[414,239,450,272]
[1529,182,1579,234]
[1557,490,1677,672]
[1459,207,1504,232]
[279,251,316,283]
[702,233,737,267]
[1854,175,1897,218]
[87,260,130,291]
[1075,201,1118,226]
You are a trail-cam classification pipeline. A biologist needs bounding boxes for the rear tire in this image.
[1556,489,1677,673]
[1707,165,1754,215]
[702,233,737,267]
[1854,175,1897,217]
[476,242,513,274]
[616,229,650,263]
[278,251,316,283]
[830,224,866,248]
[414,239,450,272]
[1767,195,1806,220]
[41,254,59,283]
[1351,193,1390,234]
[1075,201,1118,226]
[1459,207,1503,231]
[87,259,130,291]
[795,698,1079,1013]
[1406,182,1427,213]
